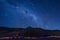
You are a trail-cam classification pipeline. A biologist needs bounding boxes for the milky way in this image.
[1,0,60,30]
[15,4,43,28]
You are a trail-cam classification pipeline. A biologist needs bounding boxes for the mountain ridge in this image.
[0,26,60,36]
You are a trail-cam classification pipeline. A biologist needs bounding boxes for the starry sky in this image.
[0,0,60,30]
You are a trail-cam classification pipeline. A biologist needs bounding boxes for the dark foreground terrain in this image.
[0,26,60,40]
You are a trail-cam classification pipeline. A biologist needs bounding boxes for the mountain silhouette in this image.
[0,26,60,37]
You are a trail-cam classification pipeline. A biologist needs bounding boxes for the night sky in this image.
[0,0,60,30]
